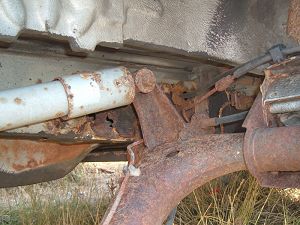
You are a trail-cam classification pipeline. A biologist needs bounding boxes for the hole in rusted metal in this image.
[89,114,96,120]
[105,116,114,128]
[166,150,180,158]
[182,91,188,100]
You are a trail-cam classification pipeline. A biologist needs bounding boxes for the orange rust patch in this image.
[12,159,39,171]
[126,89,135,102]
[0,139,93,172]
[44,116,96,137]
[114,73,135,102]
[91,72,102,84]
[288,0,300,41]
[54,77,74,118]
[80,72,91,79]
[36,79,42,84]
[14,97,22,105]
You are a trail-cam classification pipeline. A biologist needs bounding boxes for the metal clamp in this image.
[268,44,286,63]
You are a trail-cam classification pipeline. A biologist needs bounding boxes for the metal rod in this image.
[215,111,248,126]
[0,67,135,131]
[247,126,300,172]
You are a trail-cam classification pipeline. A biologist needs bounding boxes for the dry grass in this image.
[0,162,124,225]
[0,163,299,225]
[176,172,300,225]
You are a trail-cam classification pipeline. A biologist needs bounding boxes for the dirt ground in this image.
[0,162,126,209]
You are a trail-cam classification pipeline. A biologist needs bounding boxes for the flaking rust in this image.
[55,76,74,118]
[0,139,95,173]
[114,69,135,103]
[288,0,300,42]
[102,134,246,225]
[91,72,102,87]
[14,97,23,105]
[134,68,156,93]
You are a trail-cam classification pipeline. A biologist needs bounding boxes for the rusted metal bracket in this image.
[101,134,245,225]
[101,69,246,225]
[133,69,185,150]
[0,139,97,187]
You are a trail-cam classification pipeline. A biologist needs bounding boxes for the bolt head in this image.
[134,68,156,93]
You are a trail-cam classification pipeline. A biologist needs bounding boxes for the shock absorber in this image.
[0,67,135,131]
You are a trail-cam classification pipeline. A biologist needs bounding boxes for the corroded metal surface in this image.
[93,105,140,141]
[288,0,300,42]
[55,67,135,119]
[182,74,236,121]
[3,106,139,144]
[261,57,300,126]
[0,138,97,187]
[248,126,300,173]
[102,133,245,225]
[101,140,144,225]
[179,112,215,140]
[215,75,235,91]
[229,92,255,110]
[227,75,261,110]
[181,71,261,121]
[133,85,185,149]
[0,139,96,173]
[134,68,156,93]
[243,94,300,188]
[244,99,300,188]
[161,81,198,121]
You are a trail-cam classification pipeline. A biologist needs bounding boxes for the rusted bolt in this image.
[134,68,156,93]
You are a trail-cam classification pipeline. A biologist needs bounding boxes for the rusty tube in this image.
[101,133,246,225]
[247,126,300,172]
[0,67,135,131]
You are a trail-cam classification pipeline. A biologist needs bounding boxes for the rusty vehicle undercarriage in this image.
[0,0,300,224]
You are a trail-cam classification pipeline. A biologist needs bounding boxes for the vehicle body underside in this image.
[0,0,300,224]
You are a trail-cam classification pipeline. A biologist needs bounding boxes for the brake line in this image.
[182,45,300,121]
